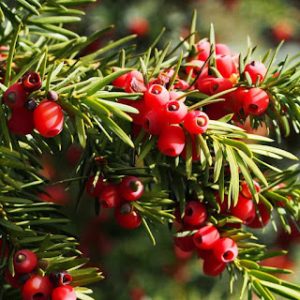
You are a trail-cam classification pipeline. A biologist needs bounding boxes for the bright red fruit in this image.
[8,108,34,135]
[240,180,261,199]
[196,77,233,95]
[183,111,209,134]
[212,237,238,263]
[128,17,149,37]
[157,125,185,157]
[33,100,64,138]
[98,184,121,208]
[115,203,142,229]
[202,251,226,276]
[143,109,166,135]
[242,88,269,116]
[124,70,146,93]
[247,203,271,229]
[21,275,53,300]
[22,72,42,92]
[86,176,106,197]
[119,98,148,125]
[196,40,210,61]
[230,194,255,224]
[183,201,207,227]
[244,61,267,84]
[216,43,231,56]
[119,176,144,201]
[193,225,220,250]
[216,55,237,78]
[144,84,170,109]
[3,83,27,109]
[163,100,188,124]
[52,285,76,300]
[13,249,38,274]
[185,60,208,78]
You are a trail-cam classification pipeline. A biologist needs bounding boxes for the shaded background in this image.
[42,1,300,299]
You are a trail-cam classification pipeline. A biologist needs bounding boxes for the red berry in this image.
[85,176,106,197]
[230,194,256,224]
[242,88,269,116]
[244,61,267,84]
[98,184,121,208]
[181,134,200,161]
[144,84,170,109]
[8,108,34,135]
[193,225,220,250]
[49,271,73,286]
[143,109,166,135]
[183,201,207,227]
[169,91,186,101]
[240,180,261,199]
[125,70,146,93]
[173,79,190,90]
[52,285,76,300]
[216,55,237,78]
[185,60,208,78]
[212,237,238,263]
[3,83,27,109]
[14,249,38,274]
[128,17,149,37]
[247,203,271,229]
[196,77,233,95]
[174,235,195,252]
[202,251,226,276]
[112,70,130,88]
[21,275,53,300]
[33,100,64,138]
[215,43,231,56]
[157,125,185,157]
[196,40,210,61]
[183,111,209,134]
[119,176,144,201]
[115,203,142,229]
[163,100,188,124]
[22,72,42,92]
[226,87,248,115]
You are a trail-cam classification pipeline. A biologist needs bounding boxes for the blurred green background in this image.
[47,0,300,299]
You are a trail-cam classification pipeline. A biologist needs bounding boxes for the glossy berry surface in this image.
[13,249,38,274]
[33,100,64,138]
[98,184,121,208]
[143,109,166,135]
[119,176,144,201]
[115,203,142,229]
[144,84,170,109]
[22,72,42,92]
[85,176,106,197]
[21,275,53,300]
[215,55,237,78]
[184,111,209,134]
[185,60,208,78]
[52,285,76,300]
[212,237,238,263]
[242,88,269,116]
[163,100,188,124]
[244,61,267,84]
[215,43,231,56]
[197,77,233,96]
[8,108,34,135]
[196,40,210,61]
[230,194,256,224]
[202,252,226,276]
[183,201,207,227]
[240,180,261,199]
[193,225,220,250]
[3,83,27,109]
[248,203,271,229]
[157,125,185,157]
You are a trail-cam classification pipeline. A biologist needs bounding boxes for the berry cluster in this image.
[3,72,64,137]
[219,180,271,229]
[190,40,269,120]
[86,175,144,229]
[174,201,238,277]
[113,70,209,157]
[5,249,75,300]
